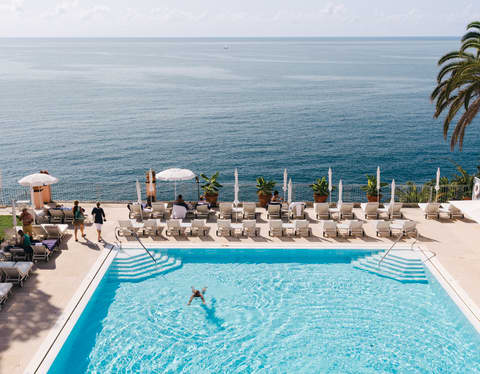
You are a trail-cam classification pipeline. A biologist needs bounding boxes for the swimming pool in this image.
[48,248,480,373]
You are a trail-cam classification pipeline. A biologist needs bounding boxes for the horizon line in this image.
[0,35,461,39]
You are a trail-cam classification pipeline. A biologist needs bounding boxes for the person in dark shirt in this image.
[91,202,106,242]
[18,230,33,261]
[173,194,190,210]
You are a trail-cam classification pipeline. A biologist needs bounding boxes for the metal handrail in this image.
[114,226,156,263]
[378,232,404,267]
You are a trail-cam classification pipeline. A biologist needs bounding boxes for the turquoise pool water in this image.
[49,249,480,373]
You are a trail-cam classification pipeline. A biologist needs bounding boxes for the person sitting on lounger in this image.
[269,190,283,205]
[188,286,207,305]
[18,230,33,261]
[174,195,190,210]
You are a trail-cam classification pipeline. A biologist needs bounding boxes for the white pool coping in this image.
[26,243,480,373]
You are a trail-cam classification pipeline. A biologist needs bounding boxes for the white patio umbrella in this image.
[376,166,381,202]
[390,179,396,205]
[136,179,143,221]
[157,168,196,198]
[18,173,59,208]
[283,169,288,201]
[435,167,441,201]
[234,168,239,206]
[328,167,332,203]
[287,178,292,204]
[338,180,343,205]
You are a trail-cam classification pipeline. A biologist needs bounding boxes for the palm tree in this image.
[431,21,480,150]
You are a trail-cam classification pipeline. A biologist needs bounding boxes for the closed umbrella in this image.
[328,167,332,203]
[390,179,396,205]
[283,169,288,201]
[149,169,154,194]
[157,168,196,199]
[376,166,381,202]
[136,179,143,221]
[288,178,292,204]
[234,168,239,206]
[435,168,441,202]
[338,180,343,205]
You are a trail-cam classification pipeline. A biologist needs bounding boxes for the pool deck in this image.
[1,203,480,373]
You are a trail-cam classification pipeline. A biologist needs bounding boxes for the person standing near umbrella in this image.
[18,208,34,238]
[91,202,106,242]
[73,200,86,241]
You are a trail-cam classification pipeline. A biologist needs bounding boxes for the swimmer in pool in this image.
[188,286,207,305]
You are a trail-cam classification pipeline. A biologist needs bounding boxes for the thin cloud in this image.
[81,5,110,21]
[0,0,24,15]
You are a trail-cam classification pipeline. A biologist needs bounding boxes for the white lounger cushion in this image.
[0,283,13,296]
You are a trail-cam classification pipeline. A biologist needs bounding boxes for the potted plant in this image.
[256,177,276,207]
[451,163,477,200]
[200,172,223,205]
[361,174,388,202]
[310,177,333,203]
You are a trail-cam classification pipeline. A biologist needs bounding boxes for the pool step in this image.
[352,250,427,283]
[108,251,182,282]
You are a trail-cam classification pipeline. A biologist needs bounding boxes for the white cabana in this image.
[157,168,195,198]
[18,173,59,208]
[283,169,288,201]
[338,180,343,205]
[448,200,480,224]
[287,178,292,204]
[234,168,239,206]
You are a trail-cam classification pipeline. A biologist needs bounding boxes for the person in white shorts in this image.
[91,202,106,242]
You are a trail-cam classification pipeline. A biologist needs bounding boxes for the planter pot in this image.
[367,194,382,202]
[313,194,328,203]
[463,196,472,200]
[205,193,219,206]
[258,193,272,208]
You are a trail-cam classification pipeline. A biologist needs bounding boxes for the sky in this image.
[0,0,479,37]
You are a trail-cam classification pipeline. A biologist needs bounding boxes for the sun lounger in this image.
[172,205,187,220]
[129,204,144,220]
[347,220,364,237]
[294,220,311,237]
[63,209,74,224]
[418,203,441,219]
[268,219,284,237]
[360,203,379,219]
[314,203,330,220]
[242,202,257,220]
[378,203,403,219]
[194,204,210,219]
[439,203,464,219]
[166,219,185,236]
[216,220,232,237]
[242,220,259,237]
[320,220,338,237]
[191,219,208,236]
[118,220,138,237]
[49,209,64,224]
[267,204,281,219]
[143,219,161,236]
[31,225,48,240]
[390,220,417,236]
[32,243,51,262]
[281,202,289,217]
[374,220,391,237]
[0,261,34,287]
[339,203,354,220]
[43,224,68,241]
[289,202,306,219]
[151,203,167,219]
[218,203,233,219]
[0,283,13,309]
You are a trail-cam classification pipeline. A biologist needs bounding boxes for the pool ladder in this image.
[114,226,156,263]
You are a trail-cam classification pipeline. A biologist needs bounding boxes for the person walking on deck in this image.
[91,202,106,242]
[73,200,86,241]
[18,208,34,238]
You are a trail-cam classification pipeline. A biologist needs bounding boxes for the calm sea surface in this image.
[0,38,478,200]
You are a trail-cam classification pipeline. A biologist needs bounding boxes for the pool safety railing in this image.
[114,226,156,263]
[378,232,404,267]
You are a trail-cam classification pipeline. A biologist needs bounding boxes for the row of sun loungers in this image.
[0,262,35,310]
[418,203,464,219]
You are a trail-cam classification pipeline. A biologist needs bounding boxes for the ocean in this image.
[0,37,478,201]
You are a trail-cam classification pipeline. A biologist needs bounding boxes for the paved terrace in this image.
[0,203,480,373]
